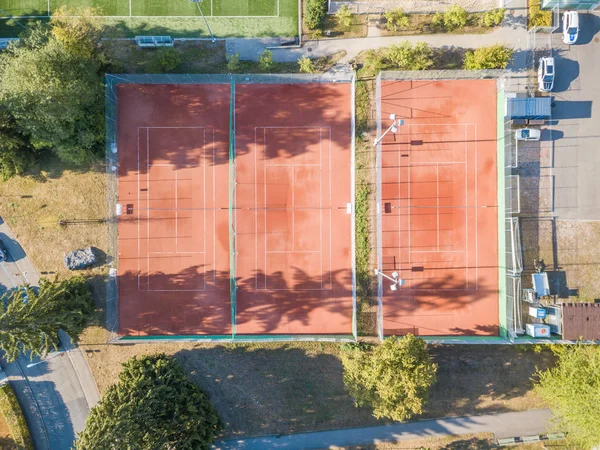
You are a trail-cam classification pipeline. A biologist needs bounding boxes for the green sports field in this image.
[0,0,285,17]
[0,0,297,37]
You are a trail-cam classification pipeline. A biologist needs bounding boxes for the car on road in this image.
[515,128,542,141]
[538,57,555,92]
[0,237,8,263]
[562,11,579,44]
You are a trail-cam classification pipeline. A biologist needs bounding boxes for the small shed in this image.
[506,97,552,120]
[561,303,600,341]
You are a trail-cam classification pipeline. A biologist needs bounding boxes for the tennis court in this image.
[111,76,355,338]
[0,0,285,17]
[376,76,499,337]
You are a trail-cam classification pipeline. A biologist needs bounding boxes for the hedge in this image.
[0,384,34,450]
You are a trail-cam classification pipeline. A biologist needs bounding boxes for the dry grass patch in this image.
[0,158,107,281]
[0,411,18,450]
[80,333,554,439]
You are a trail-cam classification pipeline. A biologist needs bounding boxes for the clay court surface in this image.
[116,82,354,336]
[379,79,499,336]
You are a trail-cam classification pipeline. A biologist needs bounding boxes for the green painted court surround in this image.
[0,0,283,17]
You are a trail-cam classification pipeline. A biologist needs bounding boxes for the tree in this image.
[0,26,105,164]
[534,344,600,450]
[298,56,316,73]
[50,6,104,60]
[305,0,327,30]
[259,49,274,72]
[443,4,468,30]
[226,53,240,72]
[335,5,353,31]
[0,108,34,180]
[481,8,505,27]
[387,42,434,70]
[341,335,438,421]
[75,354,222,450]
[464,44,513,69]
[384,9,410,32]
[0,277,93,362]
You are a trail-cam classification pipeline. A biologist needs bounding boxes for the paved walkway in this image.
[0,218,100,449]
[229,1,529,69]
[214,409,552,450]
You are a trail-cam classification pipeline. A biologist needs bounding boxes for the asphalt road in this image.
[550,12,600,220]
[0,218,99,450]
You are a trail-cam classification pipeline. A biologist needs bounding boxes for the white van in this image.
[562,11,579,44]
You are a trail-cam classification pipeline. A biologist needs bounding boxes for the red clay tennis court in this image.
[377,77,499,337]
[113,78,355,337]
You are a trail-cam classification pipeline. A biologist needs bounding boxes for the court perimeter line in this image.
[257,126,332,291]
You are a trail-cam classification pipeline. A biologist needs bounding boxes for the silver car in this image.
[538,57,555,92]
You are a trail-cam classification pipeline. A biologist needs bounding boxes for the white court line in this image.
[137,128,140,291]
[464,126,469,289]
[436,163,439,251]
[319,128,322,288]
[140,127,210,292]
[267,250,321,254]
[474,123,478,290]
[147,127,150,291]
[129,0,132,17]
[258,126,332,291]
[254,127,258,290]
[212,128,216,287]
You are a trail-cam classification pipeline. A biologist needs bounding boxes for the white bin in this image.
[526,323,551,338]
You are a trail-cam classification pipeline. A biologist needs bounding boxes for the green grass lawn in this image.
[0,0,296,37]
[0,0,284,17]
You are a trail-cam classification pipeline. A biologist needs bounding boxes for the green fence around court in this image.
[104,73,357,343]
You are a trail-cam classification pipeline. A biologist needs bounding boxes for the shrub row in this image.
[0,384,34,450]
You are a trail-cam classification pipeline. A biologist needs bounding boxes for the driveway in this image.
[550,12,600,220]
[0,218,100,450]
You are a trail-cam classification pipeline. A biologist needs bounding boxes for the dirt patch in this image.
[0,411,17,450]
[81,331,554,439]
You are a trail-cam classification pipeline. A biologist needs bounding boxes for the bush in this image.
[384,8,410,31]
[305,0,327,30]
[259,49,274,72]
[227,53,240,72]
[481,8,505,27]
[335,5,353,30]
[387,41,433,70]
[0,384,34,450]
[444,4,468,30]
[534,344,600,449]
[298,56,316,73]
[341,336,437,421]
[151,47,182,73]
[529,0,552,28]
[431,12,445,30]
[464,44,513,69]
[361,49,386,76]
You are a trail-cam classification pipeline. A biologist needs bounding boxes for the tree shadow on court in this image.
[383,274,499,336]
[116,83,352,176]
[174,344,382,438]
[114,266,355,336]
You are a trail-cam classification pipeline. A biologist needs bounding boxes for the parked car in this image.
[538,57,555,92]
[0,238,8,263]
[515,128,542,141]
[562,11,579,44]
